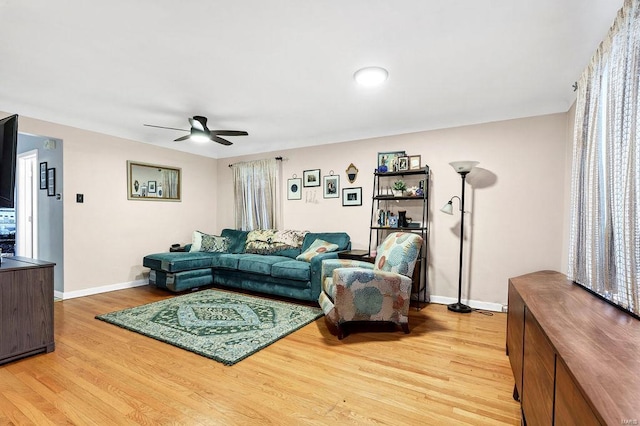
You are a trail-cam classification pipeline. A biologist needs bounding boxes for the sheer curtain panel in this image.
[568,0,640,316]
[231,159,277,231]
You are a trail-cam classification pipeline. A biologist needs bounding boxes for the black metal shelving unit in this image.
[369,167,430,308]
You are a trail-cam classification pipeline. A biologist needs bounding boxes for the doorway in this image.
[16,149,39,258]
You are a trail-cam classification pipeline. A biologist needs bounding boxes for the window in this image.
[568,0,639,317]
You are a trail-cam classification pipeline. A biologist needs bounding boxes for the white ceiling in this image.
[0,0,622,159]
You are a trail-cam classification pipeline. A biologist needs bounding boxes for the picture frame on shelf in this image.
[377,151,406,173]
[409,155,421,170]
[287,178,302,200]
[47,168,55,196]
[398,156,409,171]
[342,187,362,206]
[39,162,48,190]
[148,181,157,193]
[303,169,320,187]
[323,174,340,198]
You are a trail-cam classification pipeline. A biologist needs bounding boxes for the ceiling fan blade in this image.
[144,124,189,132]
[210,130,248,136]
[212,135,233,146]
[174,135,191,142]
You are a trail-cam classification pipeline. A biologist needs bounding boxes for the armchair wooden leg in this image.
[337,324,347,340]
[401,323,410,334]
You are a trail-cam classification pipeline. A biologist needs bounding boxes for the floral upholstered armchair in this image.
[318,232,423,339]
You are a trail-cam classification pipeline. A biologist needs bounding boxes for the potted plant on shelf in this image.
[392,180,406,197]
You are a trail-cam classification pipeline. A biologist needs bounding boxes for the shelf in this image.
[371,226,426,231]
[374,195,426,201]
[370,164,430,309]
[374,167,429,177]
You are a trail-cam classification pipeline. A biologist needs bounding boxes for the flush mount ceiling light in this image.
[354,67,388,87]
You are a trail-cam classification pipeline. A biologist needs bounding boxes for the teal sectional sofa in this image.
[142,228,351,302]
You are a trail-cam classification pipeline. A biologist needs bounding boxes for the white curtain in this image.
[231,158,278,230]
[568,0,640,315]
[161,169,179,199]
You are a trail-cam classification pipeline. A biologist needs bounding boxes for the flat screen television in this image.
[0,114,18,208]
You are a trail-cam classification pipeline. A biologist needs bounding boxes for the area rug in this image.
[96,289,323,365]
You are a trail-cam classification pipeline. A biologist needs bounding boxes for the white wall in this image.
[217,113,572,307]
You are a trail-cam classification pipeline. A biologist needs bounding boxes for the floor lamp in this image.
[441,161,479,313]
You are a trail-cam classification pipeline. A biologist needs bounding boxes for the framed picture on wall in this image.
[287,178,302,200]
[323,174,340,198]
[342,187,362,206]
[127,161,181,201]
[40,162,48,189]
[303,169,321,187]
[47,168,56,196]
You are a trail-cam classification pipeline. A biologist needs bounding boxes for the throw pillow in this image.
[245,229,308,255]
[189,231,229,253]
[201,234,229,253]
[296,238,339,262]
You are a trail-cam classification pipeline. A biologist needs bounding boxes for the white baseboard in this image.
[429,295,504,313]
[53,281,504,312]
[57,279,148,300]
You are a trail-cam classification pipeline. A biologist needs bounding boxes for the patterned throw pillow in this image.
[189,231,229,253]
[245,229,308,255]
[201,234,229,253]
[296,239,339,262]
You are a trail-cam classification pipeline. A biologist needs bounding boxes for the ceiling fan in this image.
[144,116,248,145]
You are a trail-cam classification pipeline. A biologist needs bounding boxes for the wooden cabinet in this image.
[506,282,524,399]
[507,271,640,425]
[522,310,555,425]
[0,256,55,365]
[554,358,599,426]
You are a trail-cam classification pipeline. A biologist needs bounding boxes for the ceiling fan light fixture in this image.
[354,66,388,87]
[190,129,209,143]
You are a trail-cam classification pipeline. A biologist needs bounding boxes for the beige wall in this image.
[7,110,572,307]
[13,114,218,296]
[217,113,572,308]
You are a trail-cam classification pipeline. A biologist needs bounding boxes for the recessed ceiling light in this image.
[354,67,388,87]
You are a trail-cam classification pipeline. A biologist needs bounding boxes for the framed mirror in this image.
[127,161,181,201]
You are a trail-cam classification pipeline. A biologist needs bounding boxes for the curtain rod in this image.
[228,156,283,167]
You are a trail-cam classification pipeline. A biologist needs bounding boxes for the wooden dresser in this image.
[0,256,55,365]
[507,270,640,425]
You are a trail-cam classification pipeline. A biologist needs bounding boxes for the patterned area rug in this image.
[96,289,323,365]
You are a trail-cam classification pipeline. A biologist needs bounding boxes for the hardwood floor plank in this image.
[0,285,520,425]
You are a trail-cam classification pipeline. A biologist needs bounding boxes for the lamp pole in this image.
[448,170,472,313]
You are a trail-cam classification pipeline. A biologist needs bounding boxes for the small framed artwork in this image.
[323,174,340,198]
[398,156,409,171]
[39,162,48,189]
[287,178,302,200]
[47,168,56,196]
[148,181,157,193]
[342,187,362,206]
[409,155,421,170]
[303,169,321,187]
[377,151,406,173]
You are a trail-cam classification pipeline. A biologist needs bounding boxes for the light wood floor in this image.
[0,286,521,425]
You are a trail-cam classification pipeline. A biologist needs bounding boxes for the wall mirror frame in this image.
[127,160,181,201]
